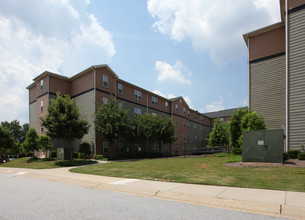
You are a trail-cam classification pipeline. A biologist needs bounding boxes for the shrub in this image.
[42,157,55,161]
[18,152,26,158]
[283,152,289,161]
[26,152,33,157]
[73,152,79,159]
[94,154,105,160]
[50,150,57,158]
[78,153,85,159]
[232,148,242,155]
[298,153,305,160]
[288,150,299,159]
[79,142,91,159]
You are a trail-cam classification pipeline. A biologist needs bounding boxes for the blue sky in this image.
[0,0,281,124]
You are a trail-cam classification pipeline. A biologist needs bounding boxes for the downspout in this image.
[94,68,97,156]
[285,0,289,152]
[247,34,250,111]
[146,93,148,153]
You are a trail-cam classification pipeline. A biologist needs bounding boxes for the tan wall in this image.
[250,55,285,130]
[288,0,305,9]
[249,26,285,61]
[36,75,49,97]
[49,76,70,95]
[70,71,94,97]
[29,102,37,130]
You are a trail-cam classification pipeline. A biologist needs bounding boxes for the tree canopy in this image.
[41,92,90,143]
[37,135,53,154]
[207,118,229,147]
[0,126,14,156]
[1,120,29,144]
[95,99,130,143]
[23,128,39,153]
[229,107,248,149]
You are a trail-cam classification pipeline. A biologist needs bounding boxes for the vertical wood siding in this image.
[250,55,286,130]
[288,9,305,149]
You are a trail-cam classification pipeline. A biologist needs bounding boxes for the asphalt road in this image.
[0,173,286,220]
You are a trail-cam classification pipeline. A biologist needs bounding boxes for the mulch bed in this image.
[226,159,305,168]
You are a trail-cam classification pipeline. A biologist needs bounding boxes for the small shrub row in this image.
[50,150,57,158]
[298,153,305,160]
[232,148,242,155]
[94,154,105,160]
[283,152,289,161]
[288,150,299,159]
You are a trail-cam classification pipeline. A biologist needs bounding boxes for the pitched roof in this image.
[203,107,247,118]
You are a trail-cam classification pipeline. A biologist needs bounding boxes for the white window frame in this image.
[134,89,142,101]
[41,126,44,133]
[134,107,142,115]
[194,113,197,119]
[183,107,186,114]
[200,116,204,122]
[103,142,109,154]
[40,100,44,112]
[152,96,158,106]
[175,104,178,112]
[40,79,44,91]
[187,110,190,117]
[165,102,168,110]
[118,83,123,94]
[103,75,108,88]
[103,97,108,104]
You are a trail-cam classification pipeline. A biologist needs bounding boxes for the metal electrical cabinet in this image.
[242,129,284,163]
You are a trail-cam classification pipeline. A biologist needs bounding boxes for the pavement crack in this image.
[154,190,160,196]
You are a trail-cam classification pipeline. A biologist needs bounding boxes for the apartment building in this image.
[203,107,247,126]
[27,65,211,156]
[244,0,305,150]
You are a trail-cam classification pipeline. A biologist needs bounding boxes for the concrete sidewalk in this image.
[1,166,304,219]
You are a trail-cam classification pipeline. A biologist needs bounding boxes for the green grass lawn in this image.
[0,157,97,169]
[70,154,305,192]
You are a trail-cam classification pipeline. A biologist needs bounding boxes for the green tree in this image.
[207,118,229,147]
[0,126,14,157]
[229,107,248,149]
[95,99,130,143]
[23,128,38,154]
[79,142,91,159]
[241,111,266,131]
[37,135,53,157]
[156,117,176,147]
[1,120,29,144]
[41,92,90,147]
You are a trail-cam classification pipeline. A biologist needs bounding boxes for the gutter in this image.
[285,0,289,152]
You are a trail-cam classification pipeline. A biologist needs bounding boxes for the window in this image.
[152,113,157,116]
[103,75,108,88]
[194,135,197,141]
[165,102,168,110]
[152,96,158,106]
[220,117,224,122]
[40,100,44,112]
[103,142,109,154]
[41,126,44,133]
[134,107,142,115]
[40,79,44,91]
[118,83,123,94]
[175,146,178,154]
[183,134,186,140]
[183,107,186,114]
[134,89,142,101]
[175,118,178,125]
[176,133,178,139]
[200,116,203,122]
[201,125,203,131]
[183,120,186,128]
[194,124,197,130]
[188,122,190,128]
[180,99,182,103]
[103,97,108,104]
[187,110,190,117]
[194,113,197,119]
[175,104,178,112]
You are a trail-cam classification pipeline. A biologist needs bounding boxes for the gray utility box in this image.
[242,129,284,163]
[57,147,73,160]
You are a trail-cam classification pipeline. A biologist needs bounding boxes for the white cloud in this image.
[155,60,192,85]
[241,96,249,107]
[0,0,115,123]
[152,90,194,108]
[205,96,225,112]
[147,0,280,66]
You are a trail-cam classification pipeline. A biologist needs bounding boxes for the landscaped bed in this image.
[0,157,97,169]
[70,153,305,192]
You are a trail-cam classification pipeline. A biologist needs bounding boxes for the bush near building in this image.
[298,153,305,160]
[288,150,299,159]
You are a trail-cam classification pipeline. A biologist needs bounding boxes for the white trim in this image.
[285,0,289,152]
[94,68,97,155]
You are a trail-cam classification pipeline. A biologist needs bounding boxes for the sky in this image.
[0,0,281,124]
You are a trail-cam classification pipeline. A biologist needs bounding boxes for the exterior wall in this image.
[288,7,305,149]
[36,94,49,135]
[36,75,49,98]
[73,90,95,152]
[210,116,230,126]
[96,68,116,95]
[29,85,37,103]
[70,71,94,97]
[288,0,305,9]
[49,75,70,95]
[250,55,285,130]
[29,102,37,130]
[249,26,285,61]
